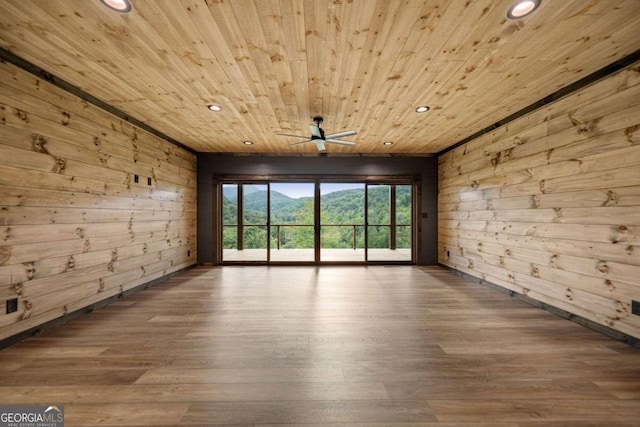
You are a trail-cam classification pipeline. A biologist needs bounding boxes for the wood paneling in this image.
[0,61,197,341]
[0,266,638,425]
[0,0,639,153]
[438,62,640,339]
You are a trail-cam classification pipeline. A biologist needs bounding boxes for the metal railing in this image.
[223,223,411,250]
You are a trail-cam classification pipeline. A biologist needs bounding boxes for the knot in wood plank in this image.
[0,246,11,265]
[75,227,85,238]
[61,111,71,126]
[54,157,66,173]
[602,190,618,207]
[66,255,75,271]
[22,299,32,320]
[605,279,616,292]
[24,262,35,280]
[624,124,639,143]
[531,265,539,278]
[14,108,29,123]
[31,134,49,154]
[596,260,609,275]
[13,282,23,297]
[565,288,574,301]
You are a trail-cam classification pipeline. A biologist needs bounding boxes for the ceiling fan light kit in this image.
[278,116,357,152]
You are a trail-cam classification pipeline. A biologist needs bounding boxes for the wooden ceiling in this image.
[0,0,639,154]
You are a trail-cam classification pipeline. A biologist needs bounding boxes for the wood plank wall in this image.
[0,61,197,341]
[438,62,640,339]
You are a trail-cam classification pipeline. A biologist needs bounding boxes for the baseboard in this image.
[437,263,640,349]
[0,265,196,350]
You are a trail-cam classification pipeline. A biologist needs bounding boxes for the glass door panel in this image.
[269,183,315,262]
[222,184,239,261]
[366,184,412,261]
[366,184,392,261]
[221,183,268,262]
[241,184,268,261]
[394,185,413,261]
[320,183,365,262]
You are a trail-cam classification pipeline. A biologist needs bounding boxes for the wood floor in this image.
[0,266,639,426]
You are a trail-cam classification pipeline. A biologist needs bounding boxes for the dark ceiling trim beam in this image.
[0,47,195,154]
[438,48,640,156]
[202,152,434,157]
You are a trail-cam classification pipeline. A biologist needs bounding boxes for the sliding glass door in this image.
[222,183,268,261]
[367,184,412,261]
[220,180,414,264]
[320,183,365,262]
[270,183,315,262]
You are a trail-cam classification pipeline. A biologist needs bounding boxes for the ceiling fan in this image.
[278,116,357,151]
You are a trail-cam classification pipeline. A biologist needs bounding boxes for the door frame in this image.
[215,174,419,265]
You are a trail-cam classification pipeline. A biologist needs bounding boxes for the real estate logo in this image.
[0,405,64,427]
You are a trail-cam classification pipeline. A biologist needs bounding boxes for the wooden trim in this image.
[202,153,435,158]
[438,264,640,349]
[0,265,196,350]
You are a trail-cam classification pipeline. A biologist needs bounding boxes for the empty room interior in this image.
[0,0,639,425]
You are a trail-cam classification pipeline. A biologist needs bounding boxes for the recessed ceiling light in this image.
[383,141,394,146]
[207,104,222,112]
[507,0,541,19]
[243,141,253,145]
[415,106,430,113]
[99,0,131,13]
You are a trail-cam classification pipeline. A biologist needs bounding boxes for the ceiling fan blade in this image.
[315,141,326,151]
[288,139,312,147]
[324,130,357,139]
[309,125,322,138]
[325,139,355,146]
[277,133,309,139]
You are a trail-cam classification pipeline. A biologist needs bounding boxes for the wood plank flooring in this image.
[0,265,639,426]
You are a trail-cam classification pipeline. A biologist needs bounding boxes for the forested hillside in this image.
[222,186,411,249]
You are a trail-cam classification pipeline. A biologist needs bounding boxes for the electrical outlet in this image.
[632,300,640,316]
[6,298,18,314]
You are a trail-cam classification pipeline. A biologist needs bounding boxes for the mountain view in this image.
[222,185,411,250]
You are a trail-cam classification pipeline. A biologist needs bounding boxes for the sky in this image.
[270,183,365,199]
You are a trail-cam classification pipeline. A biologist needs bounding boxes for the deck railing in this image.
[223,223,410,250]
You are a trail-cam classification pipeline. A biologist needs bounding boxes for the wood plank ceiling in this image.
[0,0,638,154]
